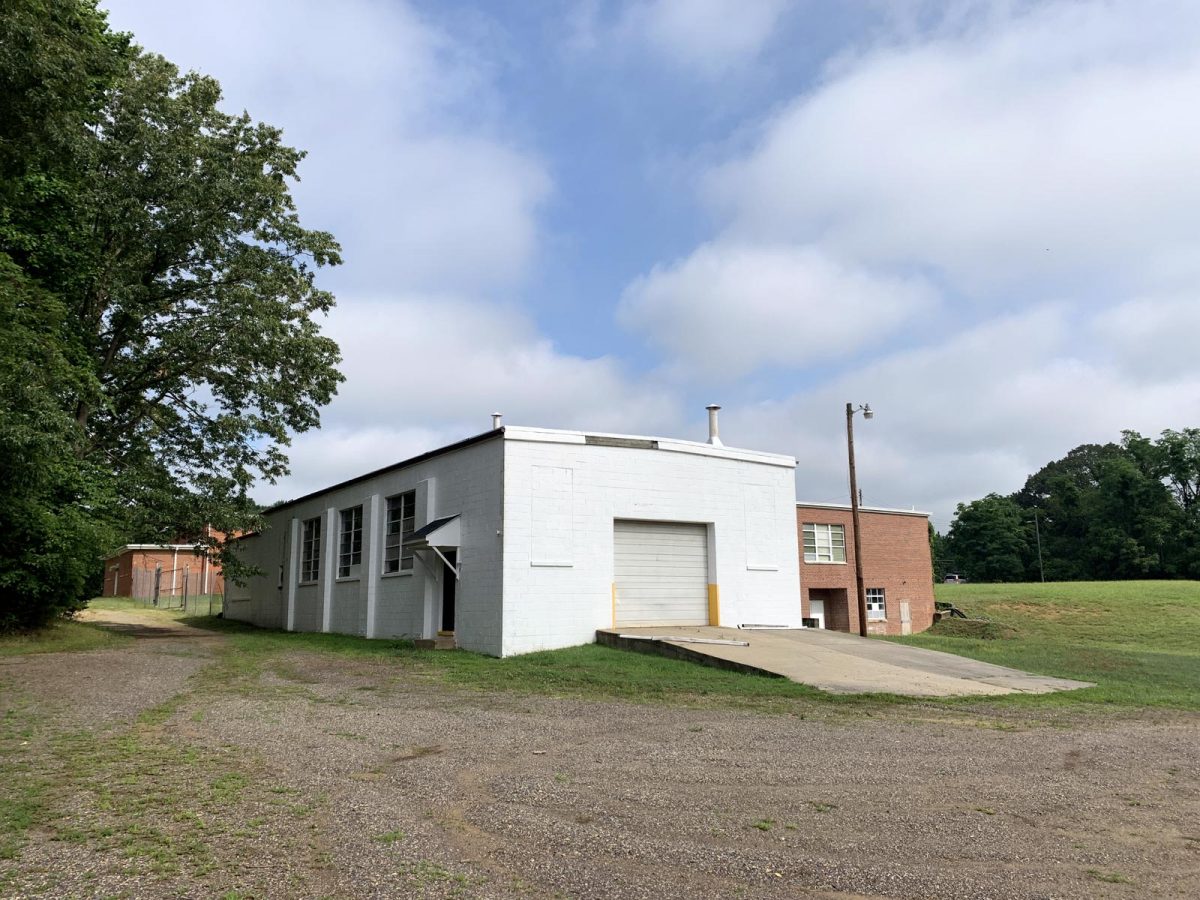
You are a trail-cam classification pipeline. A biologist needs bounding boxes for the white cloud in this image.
[325,296,678,428]
[721,306,1200,527]
[104,1,475,135]
[105,0,1200,529]
[309,136,550,293]
[617,0,792,74]
[707,0,1200,297]
[272,425,452,503]
[103,0,549,293]
[1092,295,1200,383]
[261,295,683,503]
[101,0,587,505]
[614,0,1200,524]
[619,242,935,377]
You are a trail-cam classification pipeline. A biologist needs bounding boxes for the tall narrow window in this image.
[866,588,886,620]
[803,523,846,563]
[300,517,322,583]
[384,491,416,573]
[338,506,363,578]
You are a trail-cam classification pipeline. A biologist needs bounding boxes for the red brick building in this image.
[102,539,226,601]
[796,503,935,636]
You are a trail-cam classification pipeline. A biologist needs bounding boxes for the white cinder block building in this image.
[226,415,801,656]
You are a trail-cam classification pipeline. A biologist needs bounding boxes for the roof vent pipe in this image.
[705,404,723,447]
[491,412,503,430]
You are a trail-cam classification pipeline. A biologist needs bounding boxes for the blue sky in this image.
[102,0,1200,529]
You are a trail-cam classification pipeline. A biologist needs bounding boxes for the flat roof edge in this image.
[264,428,503,515]
[504,425,796,468]
[111,544,207,553]
[261,422,798,517]
[796,501,931,518]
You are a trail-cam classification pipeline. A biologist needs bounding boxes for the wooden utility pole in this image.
[846,402,870,637]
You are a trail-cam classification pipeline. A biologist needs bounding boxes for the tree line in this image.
[936,430,1200,582]
[1,1,342,630]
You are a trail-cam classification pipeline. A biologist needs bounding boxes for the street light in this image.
[846,402,873,637]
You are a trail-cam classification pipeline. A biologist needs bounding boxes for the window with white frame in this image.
[803,523,846,563]
[383,491,416,574]
[300,517,322,583]
[866,587,886,620]
[338,506,363,578]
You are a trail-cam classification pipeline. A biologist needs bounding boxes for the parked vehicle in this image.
[944,573,967,584]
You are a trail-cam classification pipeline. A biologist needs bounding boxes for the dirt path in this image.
[1,610,1197,899]
[75,606,221,638]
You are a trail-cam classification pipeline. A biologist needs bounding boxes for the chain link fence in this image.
[126,564,224,616]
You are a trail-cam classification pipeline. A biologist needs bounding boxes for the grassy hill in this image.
[891,581,1200,709]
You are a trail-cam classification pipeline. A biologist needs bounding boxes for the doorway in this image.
[613,520,709,626]
[440,550,457,632]
[809,588,851,632]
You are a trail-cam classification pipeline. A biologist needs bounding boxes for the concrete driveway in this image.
[598,626,1093,697]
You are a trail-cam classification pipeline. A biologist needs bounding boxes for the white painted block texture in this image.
[226,426,800,657]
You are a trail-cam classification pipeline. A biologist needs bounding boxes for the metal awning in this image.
[402,515,460,550]
[402,515,461,578]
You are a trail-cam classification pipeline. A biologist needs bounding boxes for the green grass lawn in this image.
[190,589,1198,712]
[89,595,219,617]
[9,584,1199,713]
[187,583,1200,711]
[0,620,129,657]
[889,581,1200,710]
[85,597,154,611]
[182,614,874,710]
[0,598,189,658]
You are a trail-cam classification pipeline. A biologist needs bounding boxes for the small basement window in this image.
[866,587,886,620]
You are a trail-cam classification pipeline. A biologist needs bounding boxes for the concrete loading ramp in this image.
[596,626,1093,698]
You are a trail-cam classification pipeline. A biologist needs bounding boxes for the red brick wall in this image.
[102,554,133,597]
[796,506,935,636]
[101,547,225,598]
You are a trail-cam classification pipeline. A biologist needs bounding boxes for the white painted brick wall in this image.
[229,436,506,655]
[224,527,286,629]
[499,433,800,656]
[229,426,800,659]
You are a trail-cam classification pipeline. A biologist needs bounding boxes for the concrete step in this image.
[416,632,457,650]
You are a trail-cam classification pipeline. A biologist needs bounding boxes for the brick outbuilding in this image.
[796,502,935,636]
[102,539,226,601]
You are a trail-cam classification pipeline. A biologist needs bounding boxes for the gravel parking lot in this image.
[1,612,1197,899]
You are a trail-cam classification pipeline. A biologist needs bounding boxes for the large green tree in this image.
[60,50,343,541]
[1015,442,1131,580]
[0,260,114,629]
[945,494,1031,582]
[948,431,1198,583]
[1,1,342,628]
[1,0,129,628]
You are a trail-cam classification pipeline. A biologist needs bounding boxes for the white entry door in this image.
[809,598,826,629]
[613,520,709,626]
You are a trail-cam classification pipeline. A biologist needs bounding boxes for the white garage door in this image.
[613,520,709,626]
